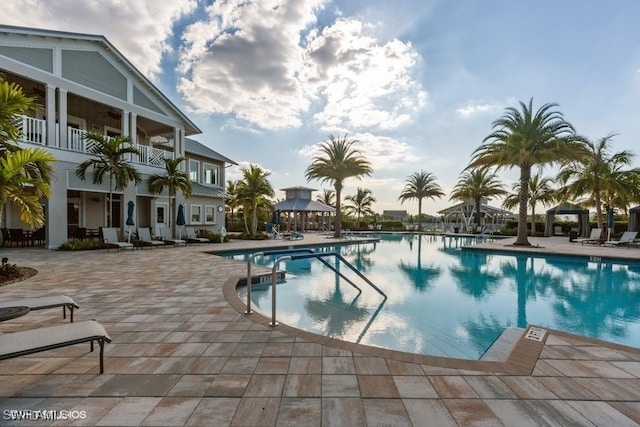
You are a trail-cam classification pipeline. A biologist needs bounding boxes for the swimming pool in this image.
[227,234,640,359]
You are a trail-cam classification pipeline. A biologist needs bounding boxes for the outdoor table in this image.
[0,306,30,322]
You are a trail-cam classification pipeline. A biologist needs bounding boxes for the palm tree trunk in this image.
[108,175,113,228]
[594,188,603,230]
[251,203,258,236]
[334,185,342,238]
[515,167,531,246]
[475,197,481,231]
[530,207,536,236]
[417,199,423,232]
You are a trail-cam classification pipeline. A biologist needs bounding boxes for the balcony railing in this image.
[19,115,173,167]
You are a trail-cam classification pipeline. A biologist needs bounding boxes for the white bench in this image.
[0,320,111,374]
[0,295,79,322]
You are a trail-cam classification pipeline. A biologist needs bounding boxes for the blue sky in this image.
[5,0,640,214]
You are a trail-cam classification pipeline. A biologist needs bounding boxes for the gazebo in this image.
[629,206,640,232]
[544,203,590,237]
[437,201,513,233]
[273,186,335,232]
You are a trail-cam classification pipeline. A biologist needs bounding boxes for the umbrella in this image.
[126,200,135,242]
[176,204,186,239]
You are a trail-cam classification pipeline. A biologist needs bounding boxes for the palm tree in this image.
[450,168,506,231]
[468,98,580,246]
[0,148,56,229]
[316,189,336,207]
[305,134,372,238]
[502,171,556,236]
[344,187,376,229]
[148,157,192,237]
[398,171,444,232]
[225,179,240,229]
[76,131,141,227]
[0,78,34,153]
[556,134,640,230]
[235,164,274,237]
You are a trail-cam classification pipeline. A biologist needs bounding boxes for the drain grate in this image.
[524,327,547,342]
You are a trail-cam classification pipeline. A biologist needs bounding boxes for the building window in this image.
[189,159,199,182]
[203,163,220,186]
[205,205,216,224]
[190,204,202,224]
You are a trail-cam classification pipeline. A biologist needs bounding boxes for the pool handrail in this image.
[246,248,315,315]
[268,251,387,327]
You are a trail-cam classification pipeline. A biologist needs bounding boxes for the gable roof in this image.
[0,24,200,135]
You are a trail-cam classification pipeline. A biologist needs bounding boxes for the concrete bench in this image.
[0,295,79,322]
[0,320,111,373]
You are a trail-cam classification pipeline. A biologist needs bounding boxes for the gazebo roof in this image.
[274,198,335,213]
[437,202,512,216]
[546,203,588,214]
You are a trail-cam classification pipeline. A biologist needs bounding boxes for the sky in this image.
[4,0,640,215]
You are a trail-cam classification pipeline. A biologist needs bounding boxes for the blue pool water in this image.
[226,234,640,359]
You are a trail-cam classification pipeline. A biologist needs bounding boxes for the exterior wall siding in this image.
[0,46,53,73]
[62,50,127,100]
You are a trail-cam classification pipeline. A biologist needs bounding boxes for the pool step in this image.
[480,327,525,361]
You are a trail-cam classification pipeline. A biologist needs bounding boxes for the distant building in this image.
[382,210,408,221]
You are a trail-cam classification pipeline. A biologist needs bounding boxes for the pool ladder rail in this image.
[244,248,387,327]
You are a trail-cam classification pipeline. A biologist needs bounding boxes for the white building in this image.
[0,25,235,248]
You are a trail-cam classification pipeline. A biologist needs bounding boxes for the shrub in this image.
[0,257,17,277]
[58,240,109,251]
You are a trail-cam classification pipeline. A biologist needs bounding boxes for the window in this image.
[156,203,168,225]
[190,204,202,224]
[203,163,220,186]
[189,159,200,182]
[205,205,215,224]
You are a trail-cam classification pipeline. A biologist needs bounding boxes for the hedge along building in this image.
[0,25,235,248]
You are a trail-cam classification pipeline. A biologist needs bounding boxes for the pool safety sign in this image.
[524,327,547,342]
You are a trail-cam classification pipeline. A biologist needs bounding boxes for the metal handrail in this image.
[268,251,387,327]
[245,248,315,314]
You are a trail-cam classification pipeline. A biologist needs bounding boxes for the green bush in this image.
[58,240,109,251]
[0,257,17,277]
[200,231,231,243]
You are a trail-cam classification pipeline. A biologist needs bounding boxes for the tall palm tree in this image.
[344,187,376,229]
[76,131,141,227]
[235,164,274,237]
[450,168,506,231]
[468,98,580,246]
[225,179,240,229]
[0,148,56,229]
[557,134,640,230]
[398,171,444,232]
[148,157,192,237]
[316,189,336,207]
[502,171,556,236]
[305,134,372,238]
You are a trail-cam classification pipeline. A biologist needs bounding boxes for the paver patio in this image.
[1,234,639,426]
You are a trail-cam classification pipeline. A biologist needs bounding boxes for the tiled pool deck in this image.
[1,234,640,426]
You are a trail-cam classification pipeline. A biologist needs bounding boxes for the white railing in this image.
[19,116,46,145]
[132,144,173,167]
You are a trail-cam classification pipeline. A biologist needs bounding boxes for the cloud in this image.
[455,101,502,119]
[177,2,426,131]
[2,0,196,79]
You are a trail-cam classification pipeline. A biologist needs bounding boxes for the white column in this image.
[58,88,68,149]
[45,85,56,147]
[129,113,137,144]
[122,110,130,139]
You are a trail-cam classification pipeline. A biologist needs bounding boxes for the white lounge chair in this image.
[573,228,603,245]
[158,225,186,247]
[603,231,637,247]
[0,320,111,374]
[185,227,209,244]
[136,227,165,248]
[101,227,134,250]
[0,295,79,322]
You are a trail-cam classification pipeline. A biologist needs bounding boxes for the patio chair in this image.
[1,227,11,247]
[136,227,165,248]
[0,295,79,322]
[185,227,209,244]
[8,228,28,247]
[157,225,186,247]
[101,227,134,250]
[603,231,638,248]
[0,320,111,374]
[572,228,604,245]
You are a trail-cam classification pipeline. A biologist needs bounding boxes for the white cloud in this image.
[2,0,196,79]
[455,101,502,119]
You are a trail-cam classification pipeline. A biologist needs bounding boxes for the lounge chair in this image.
[101,227,134,250]
[185,227,209,244]
[136,227,165,248]
[603,231,637,247]
[0,295,79,322]
[0,320,111,374]
[573,228,604,245]
[158,226,186,247]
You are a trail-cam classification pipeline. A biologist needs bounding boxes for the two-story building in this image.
[0,25,235,248]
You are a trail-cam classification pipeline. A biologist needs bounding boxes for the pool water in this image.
[227,234,640,359]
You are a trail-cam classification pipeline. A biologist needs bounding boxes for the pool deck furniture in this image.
[0,306,30,322]
[185,227,209,244]
[572,227,604,245]
[158,225,186,247]
[101,227,134,250]
[0,295,79,322]
[0,320,111,374]
[603,231,638,248]
[136,227,166,248]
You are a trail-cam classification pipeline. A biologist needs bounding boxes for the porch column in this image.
[45,85,57,147]
[122,110,130,139]
[46,163,69,249]
[173,127,183,159]
[58,88,68,149]
[129,113,137,144]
